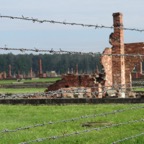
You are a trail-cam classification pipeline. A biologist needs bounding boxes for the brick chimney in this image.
[75,64,78,75]
[111,12,126,88]
[38,59,43,77]
[8,64,12,78]
[30,67,33,78]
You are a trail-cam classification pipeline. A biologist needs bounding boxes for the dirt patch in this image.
[82,121,112,127]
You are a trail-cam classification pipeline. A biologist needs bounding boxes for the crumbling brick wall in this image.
[46,73,105,98]
[101,12,144,90]
[101,48,112,88]
[125,43,144,84]
[0,72,6,79]
[47,74,99,90]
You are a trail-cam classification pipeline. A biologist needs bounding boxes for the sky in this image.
[0,0,144,54]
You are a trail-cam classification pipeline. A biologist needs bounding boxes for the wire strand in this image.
[0,15,144,32]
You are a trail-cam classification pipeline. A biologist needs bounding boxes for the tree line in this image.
[0,53,102,75]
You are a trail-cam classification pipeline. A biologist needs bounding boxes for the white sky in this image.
[0,0,144,54]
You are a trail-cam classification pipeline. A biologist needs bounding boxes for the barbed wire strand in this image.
[0,105,143,135]
[112,132,144,144]
[19,118,144,144]
[1,47,144,57]
[0,15,144,32]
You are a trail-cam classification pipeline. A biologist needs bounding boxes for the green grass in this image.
[0,77,61,85]
[22,77,61,83]
[0,77,60,94]
[133,87,144,91]
[0,88,46,94]
[0,104,143,144]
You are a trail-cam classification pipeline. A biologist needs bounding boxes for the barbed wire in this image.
[112,132,144,144]
[1,46,144,58]
[0,15,144,32]
[0,46,105,55]
[1,105,143,135]
[19,118,144,144]
[0,47,73,54]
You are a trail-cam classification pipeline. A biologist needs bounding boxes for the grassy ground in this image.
[0,77,60,94]
[0,88,46,94]
[0,77,61,85]
[132,87,144,91]
[0,104,143,144]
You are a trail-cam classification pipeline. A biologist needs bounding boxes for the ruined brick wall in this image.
[102,12,144,90]
[46,73,105,98]
[47,74,99,91]
[0,72,6,79]
[125,42,144,84]
[101,48,112,87]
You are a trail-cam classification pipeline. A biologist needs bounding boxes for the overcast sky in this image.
[0,0,144,54]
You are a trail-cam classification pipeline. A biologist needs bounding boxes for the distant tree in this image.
[0,53,102,75]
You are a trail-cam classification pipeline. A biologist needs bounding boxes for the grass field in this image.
[132,87,144,91]
[0,88,46,94]
[0,104,143,144]
[0,77,60,94]
[0,77,61,85]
